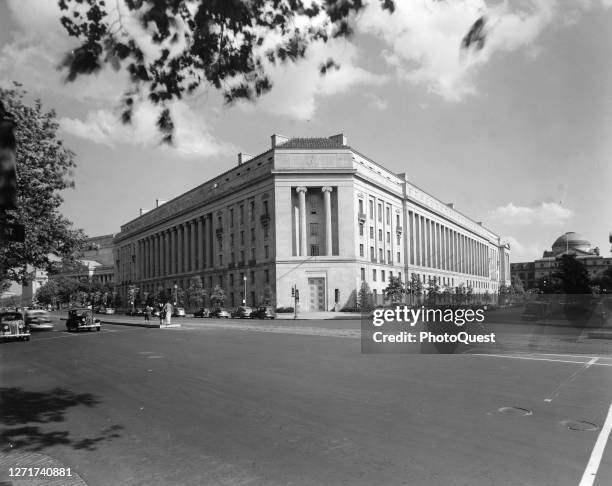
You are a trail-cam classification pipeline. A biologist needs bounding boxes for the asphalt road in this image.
[1,315,611,486]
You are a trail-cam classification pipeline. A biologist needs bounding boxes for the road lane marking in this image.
[544,358,599,403]
[579,401,612,486]
[472,354,612,366]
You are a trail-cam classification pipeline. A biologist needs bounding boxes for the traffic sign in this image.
[0,222,25,242]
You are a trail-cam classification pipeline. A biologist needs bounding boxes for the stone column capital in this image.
[296,186,308,194]
[321,186,333,193]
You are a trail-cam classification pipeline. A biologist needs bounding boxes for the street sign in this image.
[0,222,25,242]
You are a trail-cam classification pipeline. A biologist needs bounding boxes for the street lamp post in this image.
[174,284,178,306]
[243,275,247,305]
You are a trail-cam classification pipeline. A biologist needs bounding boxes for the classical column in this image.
[197,217,204,270]
[208,215,214,268]
[296,187,307,256]
[170,227,177,274]
[152,234,158,278]
[183,224,190,272]
[294,206,300,256]
[322,186,333,256]
[190,220,197,272]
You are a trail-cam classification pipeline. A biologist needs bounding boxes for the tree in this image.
[35,280,59,306]
[384,275,405,303]
[0,85,86,285]
[56,1,486,143]
[210,285,225,309]
[408,273,423,305]
[357,281,373,311]
[186,276,205,310]
[426,276,441,306]
[554,254,591,294]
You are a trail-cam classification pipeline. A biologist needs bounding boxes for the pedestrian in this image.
[164,301,173,325]
[144,305,150,323]
[158,303,164,326]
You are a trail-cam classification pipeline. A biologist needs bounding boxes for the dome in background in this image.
[551,232,592,255]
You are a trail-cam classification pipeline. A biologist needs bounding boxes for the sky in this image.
[0,0,611,262]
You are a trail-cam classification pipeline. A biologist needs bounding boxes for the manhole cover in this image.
[498,406,533,416]
[561,420,598,431]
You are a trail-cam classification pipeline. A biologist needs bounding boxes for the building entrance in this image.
[308,277,326,311]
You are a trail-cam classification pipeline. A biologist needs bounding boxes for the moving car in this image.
[251,306,275,319]
[0,311,30,341]
[172,307,186,317]
[193,307,210,318]
[126,307,144,316]
[231,306,253,319]
[210,308,231,318]
[25,309,54,331]
[66,308,101,332]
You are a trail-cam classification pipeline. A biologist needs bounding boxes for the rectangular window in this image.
[310,223,319,236]
[397,234,400,245]
[264,269,269,283]
[219,254,223,265]
[250,271,255,283]
[264,246,269,258]
[240,205,244,225]
[369,200,374,219]
[251,228,255,242]
[230,233,234,247]
[378,203,382,222]
[396,214,400,227]
[397,252,400,263]
[240,250,244,262]
[387,232,390,243]
[373,269,377,281]
[230,209,234,227]
[250,248,255,259]
[359,200,364,213]
[379,249,383,261]
[382,270,386,282]
[230,274,234,286]
[378,229,382,241]
[250,200,255,220]
[263,200,269,215]
[370,246,375,260]
[359,224,364,237]
[387,250,391,263]
[386,207,390,225]
[310,244,320,256]
[264,226,269,239]
[230,252,235,264]
[240,231,244,245]
[370,226,374,239]
[359,244,364,257]
[361,268,365,281]
[218,216,222,228]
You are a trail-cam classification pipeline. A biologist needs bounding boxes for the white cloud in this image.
[237,39,387,120]
[501,235,541,261]
[355,0,609,101]
[490,202,573,226]
[59,101,234,158]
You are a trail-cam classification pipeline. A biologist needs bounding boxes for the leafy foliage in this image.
[210,284,225,308]
[56,0,398,143]
[554,254,591,294]
[383,275,405,303]
[186,275,205,309]
[0,85,86,285]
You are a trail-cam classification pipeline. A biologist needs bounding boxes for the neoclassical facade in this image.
[114,134,510,311]
[511,232,612,290]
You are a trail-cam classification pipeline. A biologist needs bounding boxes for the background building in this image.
[114,134,510,312]
[511,232,612,290]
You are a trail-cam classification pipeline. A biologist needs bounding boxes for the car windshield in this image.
[1,313,23,322]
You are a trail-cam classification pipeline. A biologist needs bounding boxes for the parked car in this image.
[251,306,275,319]
[231,306,253,319]
[193,307,210,318]
[102,307,116,315]
[1,311,30,341]
[210,308,231,318]
[66,308,101,332]
[126,307,144,316]
[172,307,186,317]
[25,309,54,331]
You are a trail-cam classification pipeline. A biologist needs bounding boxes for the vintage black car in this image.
[251,306,275,320]
[66,308,101,332]
[193,307,210,318]
[1,311,31,341]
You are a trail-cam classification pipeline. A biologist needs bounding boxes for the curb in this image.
[587,331,612,340]
[59,317,160,329]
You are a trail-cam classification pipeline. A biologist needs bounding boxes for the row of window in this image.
[219,246,270,265]
[358,199,401,226]
[358,244,401,264]
[226,200,270,228]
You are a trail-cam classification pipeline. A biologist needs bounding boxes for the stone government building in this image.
[511,232,612,290]
[114,134,511,312]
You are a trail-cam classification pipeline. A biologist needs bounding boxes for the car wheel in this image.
[24,336,30,341]
[96,327,101,332]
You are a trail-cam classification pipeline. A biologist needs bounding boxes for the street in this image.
[1,314,612,486]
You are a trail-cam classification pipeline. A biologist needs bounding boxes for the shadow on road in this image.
[0,387,123,452]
